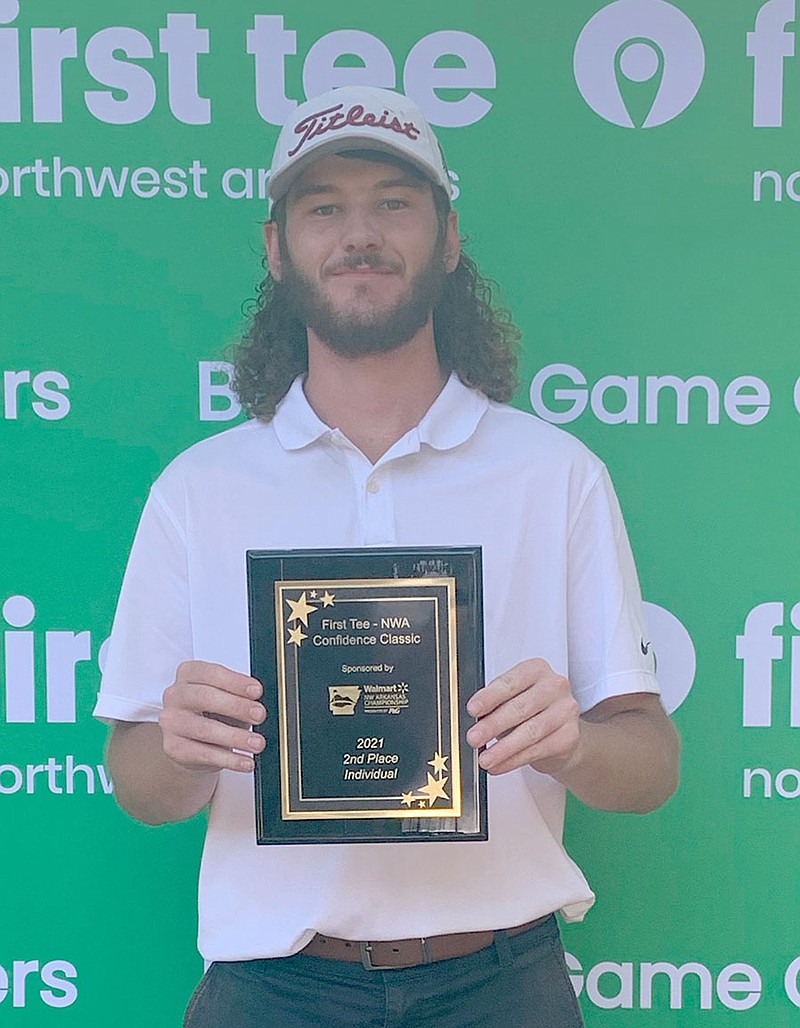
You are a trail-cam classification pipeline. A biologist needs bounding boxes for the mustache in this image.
[325,252,403,274]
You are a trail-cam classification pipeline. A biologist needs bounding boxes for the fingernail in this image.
[466,725,480,746]
[247,682,262,698]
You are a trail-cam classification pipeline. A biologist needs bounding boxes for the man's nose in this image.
[340,208,382,250]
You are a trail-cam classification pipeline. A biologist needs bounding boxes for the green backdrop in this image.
[2,1,799,1023]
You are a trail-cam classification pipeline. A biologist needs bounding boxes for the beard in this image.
[276,241,447,358]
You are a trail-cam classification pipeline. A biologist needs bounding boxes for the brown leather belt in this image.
[300,914,553,970]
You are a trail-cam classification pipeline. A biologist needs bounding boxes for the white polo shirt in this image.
[94,373,659,962]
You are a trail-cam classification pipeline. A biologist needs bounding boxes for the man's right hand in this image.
[159,660,267,774]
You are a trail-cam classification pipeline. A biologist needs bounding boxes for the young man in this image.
[95,86,679,1027]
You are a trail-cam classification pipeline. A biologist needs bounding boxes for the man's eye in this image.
[382,199,408,211]
[312,204,337,216]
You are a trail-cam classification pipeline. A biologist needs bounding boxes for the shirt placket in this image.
[361,462,396,546]
[330,432,398,547]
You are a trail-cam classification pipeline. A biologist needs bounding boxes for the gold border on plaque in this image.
[273,577,465,821]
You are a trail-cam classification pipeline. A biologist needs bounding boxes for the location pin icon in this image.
[614,37,665,128]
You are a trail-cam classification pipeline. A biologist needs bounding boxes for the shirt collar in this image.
[416,372,489,451]
[271,372,489,454]
[271,376,331,451]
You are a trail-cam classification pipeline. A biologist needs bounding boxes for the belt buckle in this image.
[359,938,431,970]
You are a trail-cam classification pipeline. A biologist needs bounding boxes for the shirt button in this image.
[367,479,380,494]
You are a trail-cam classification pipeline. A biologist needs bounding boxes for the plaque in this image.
[246,547,487,844]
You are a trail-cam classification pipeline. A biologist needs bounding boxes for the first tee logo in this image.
[574,0,705,128]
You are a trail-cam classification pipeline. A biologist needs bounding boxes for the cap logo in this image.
[288,102,422,158]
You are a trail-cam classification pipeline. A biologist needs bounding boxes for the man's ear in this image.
[443,210,460,274]
[263,220,282,282]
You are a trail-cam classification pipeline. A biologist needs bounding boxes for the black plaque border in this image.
[247,546,487,844]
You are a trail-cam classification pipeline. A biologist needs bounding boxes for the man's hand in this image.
[159,660,267,774]
[466,659,581,777]
[107,661,268,825]
[465,658,679,813]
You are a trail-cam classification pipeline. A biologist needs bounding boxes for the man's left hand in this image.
[465,660,680,813]
[466,658,582,777]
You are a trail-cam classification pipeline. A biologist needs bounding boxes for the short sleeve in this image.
[93,486,192,724]
[566,468,659,712]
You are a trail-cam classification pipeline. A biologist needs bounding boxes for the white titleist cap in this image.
[268,86,452,203]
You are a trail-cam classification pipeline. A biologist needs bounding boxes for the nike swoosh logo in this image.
[641,640,651,656]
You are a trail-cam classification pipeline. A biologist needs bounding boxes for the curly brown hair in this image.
[230,185,520,421]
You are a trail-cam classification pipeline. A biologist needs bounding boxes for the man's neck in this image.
[303,327,447,464]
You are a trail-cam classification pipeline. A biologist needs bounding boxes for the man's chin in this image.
[324,286,397,319]
[316,324,416,359]
[279,257,443,358]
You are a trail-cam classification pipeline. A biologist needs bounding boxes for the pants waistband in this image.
[300,913,554,970]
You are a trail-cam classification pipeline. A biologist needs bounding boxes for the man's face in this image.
[265,154,458,358]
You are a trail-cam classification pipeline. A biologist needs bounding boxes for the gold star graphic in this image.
[287,625,307,647]
[286,591,318,627]
[419,772,449,806]
[321,591,335,607]
[309,590,317,598]
[401,792,415,807]
[428,752,448,775]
